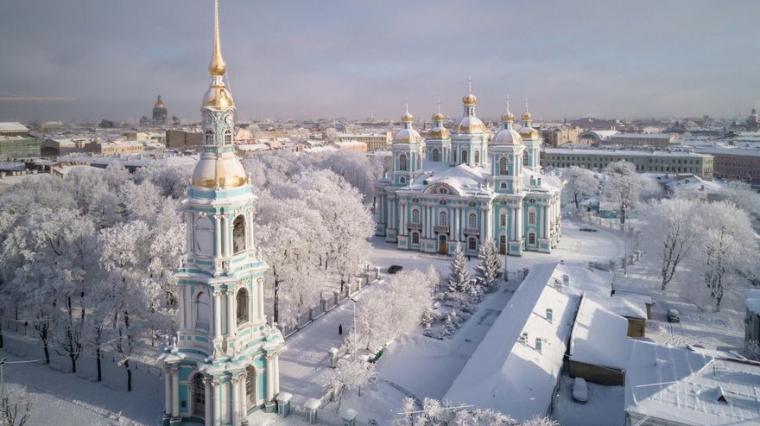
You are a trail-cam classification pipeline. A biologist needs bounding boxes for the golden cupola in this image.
[202,0,235,110]
[394,101,422,144]
[191,0,247,190]
[428,105,450,139]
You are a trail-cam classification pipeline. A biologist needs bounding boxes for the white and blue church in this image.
[160,1,283,425]
[375,91,563,256]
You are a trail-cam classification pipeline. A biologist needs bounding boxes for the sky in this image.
[1,0,759,123]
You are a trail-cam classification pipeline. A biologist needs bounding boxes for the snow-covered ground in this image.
[0,350,163,426]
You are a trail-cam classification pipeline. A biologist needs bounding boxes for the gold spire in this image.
[502,95,515,123]
[522,98,532,121]
[209,0,227,77]
[401,98,413,122]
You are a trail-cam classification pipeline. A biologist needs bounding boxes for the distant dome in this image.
[519,126,539,139]
[432,112,445,121]
[462,93,477,106]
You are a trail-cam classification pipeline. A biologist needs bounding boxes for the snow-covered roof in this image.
[444,263,581,421]
[745,289,760,315]
[419,163,490,196]
[626,344,760,426]
[559,263,613,297]
[570,297,630,370]
[0,122,29,134]
[595,294,647,320]
[580,130,619,140]
[544,148,709,158]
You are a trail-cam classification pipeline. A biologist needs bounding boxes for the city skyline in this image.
[1,0,759,122]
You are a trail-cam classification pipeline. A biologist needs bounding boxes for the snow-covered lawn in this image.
[0,350,163,426]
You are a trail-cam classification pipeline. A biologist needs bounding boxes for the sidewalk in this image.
[278,292,362,408]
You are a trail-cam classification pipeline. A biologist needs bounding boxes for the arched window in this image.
[439,211,447,226]
[399,154,408,171]
[474,151,480,164]
[233,215,246,254]
[399,176,407,185]
[412,209,420,224]
[224,129,233,145]
[205,130,214,145]
[468,213,477,228]
[237,288,249,325]
[523,154,529,166]
[192,374,205,416]
[499,157,508,175]
[462,150,468,164]
[195,291,210,332]
[432,149,440,162]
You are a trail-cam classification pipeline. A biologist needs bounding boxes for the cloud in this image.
[1,0,758,122]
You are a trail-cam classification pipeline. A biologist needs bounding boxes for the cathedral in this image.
[375,89,563,256]
[160,1,283,425]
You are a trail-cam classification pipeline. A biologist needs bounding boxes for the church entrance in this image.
[499,236,507,255]
[438,235,448,255]
[246,366,257,408]
[192,374,205,417]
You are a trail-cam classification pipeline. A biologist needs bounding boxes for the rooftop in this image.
[544,148,711,158]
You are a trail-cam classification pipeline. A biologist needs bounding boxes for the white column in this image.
[213,381,221,425]
[214,215,222,257]
[273,355,280,395]
[232,377,240,426]
[258,280,265,324]
[171,368,179,417]
[164,369,172,416]
[511,207,517,240]
[543,206,549,239]
[221,380,230,425]
[239,375,248,422]
[254,368,262,405]
[227,289,236,339]
[400,202,406,235]
[449,207,455,238]
[266,357,275,401]
[204,377,212,426]
[214,290,222,340]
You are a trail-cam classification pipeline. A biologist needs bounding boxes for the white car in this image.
[572,377,589,403]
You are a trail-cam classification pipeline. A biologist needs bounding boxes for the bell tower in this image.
[160,1,283,425]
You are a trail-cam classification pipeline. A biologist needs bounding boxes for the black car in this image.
[387,265,403,274]
[579,227,598,232]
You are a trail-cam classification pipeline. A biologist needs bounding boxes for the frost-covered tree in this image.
[723,181,760,219]
[685,201,756,311]
[329,356,375,411]
[476,240,501,293]
[602,161,643,224]
[640,198,698,291]
[358,268,437,351]
[448,244,471,295]
[256,193,328,326]
[561,166,598,210]
[395,397,558,426]
[0,386,32,426]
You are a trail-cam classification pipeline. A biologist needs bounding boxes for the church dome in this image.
[462,93,478,106]
[432,111,445,122]
[493,127,522,145]
[521,111,532,121]
[519,126,540,139]
[394,128,422,144]
[191,153,247,189]
[203,84,235,109]
[457,116,485,133]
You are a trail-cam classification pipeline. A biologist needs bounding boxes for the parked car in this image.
[572,377,589,403]
[667,309,680,323]
[579,227,598,233]
[387,265,403,274]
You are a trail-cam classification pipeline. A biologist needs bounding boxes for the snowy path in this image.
[278,294,361,407]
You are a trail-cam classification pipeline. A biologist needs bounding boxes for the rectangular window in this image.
[468,238,477,251]
[412,232,419,245]
[500,214,506,227]
[528,211,536,225]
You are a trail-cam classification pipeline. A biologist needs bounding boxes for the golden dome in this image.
[502,112,515,123]
[203,84,235,109]
[401,112,414,123]
[427,128,450,139]
[394,128,421,144]
[192,153,247,189]
[457,116,484,134]
[462,93,478,106]
[432,112,445,122]
[154,95,166,109]
[519,127,539,139]
[521,111,532,121]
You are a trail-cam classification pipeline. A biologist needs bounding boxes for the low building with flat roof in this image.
[0,122,40,159]
[542,148,714,180]
[606,132,676,148]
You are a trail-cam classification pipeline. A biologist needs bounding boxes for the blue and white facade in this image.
[376,93,563,256]
[160,1,282,425]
